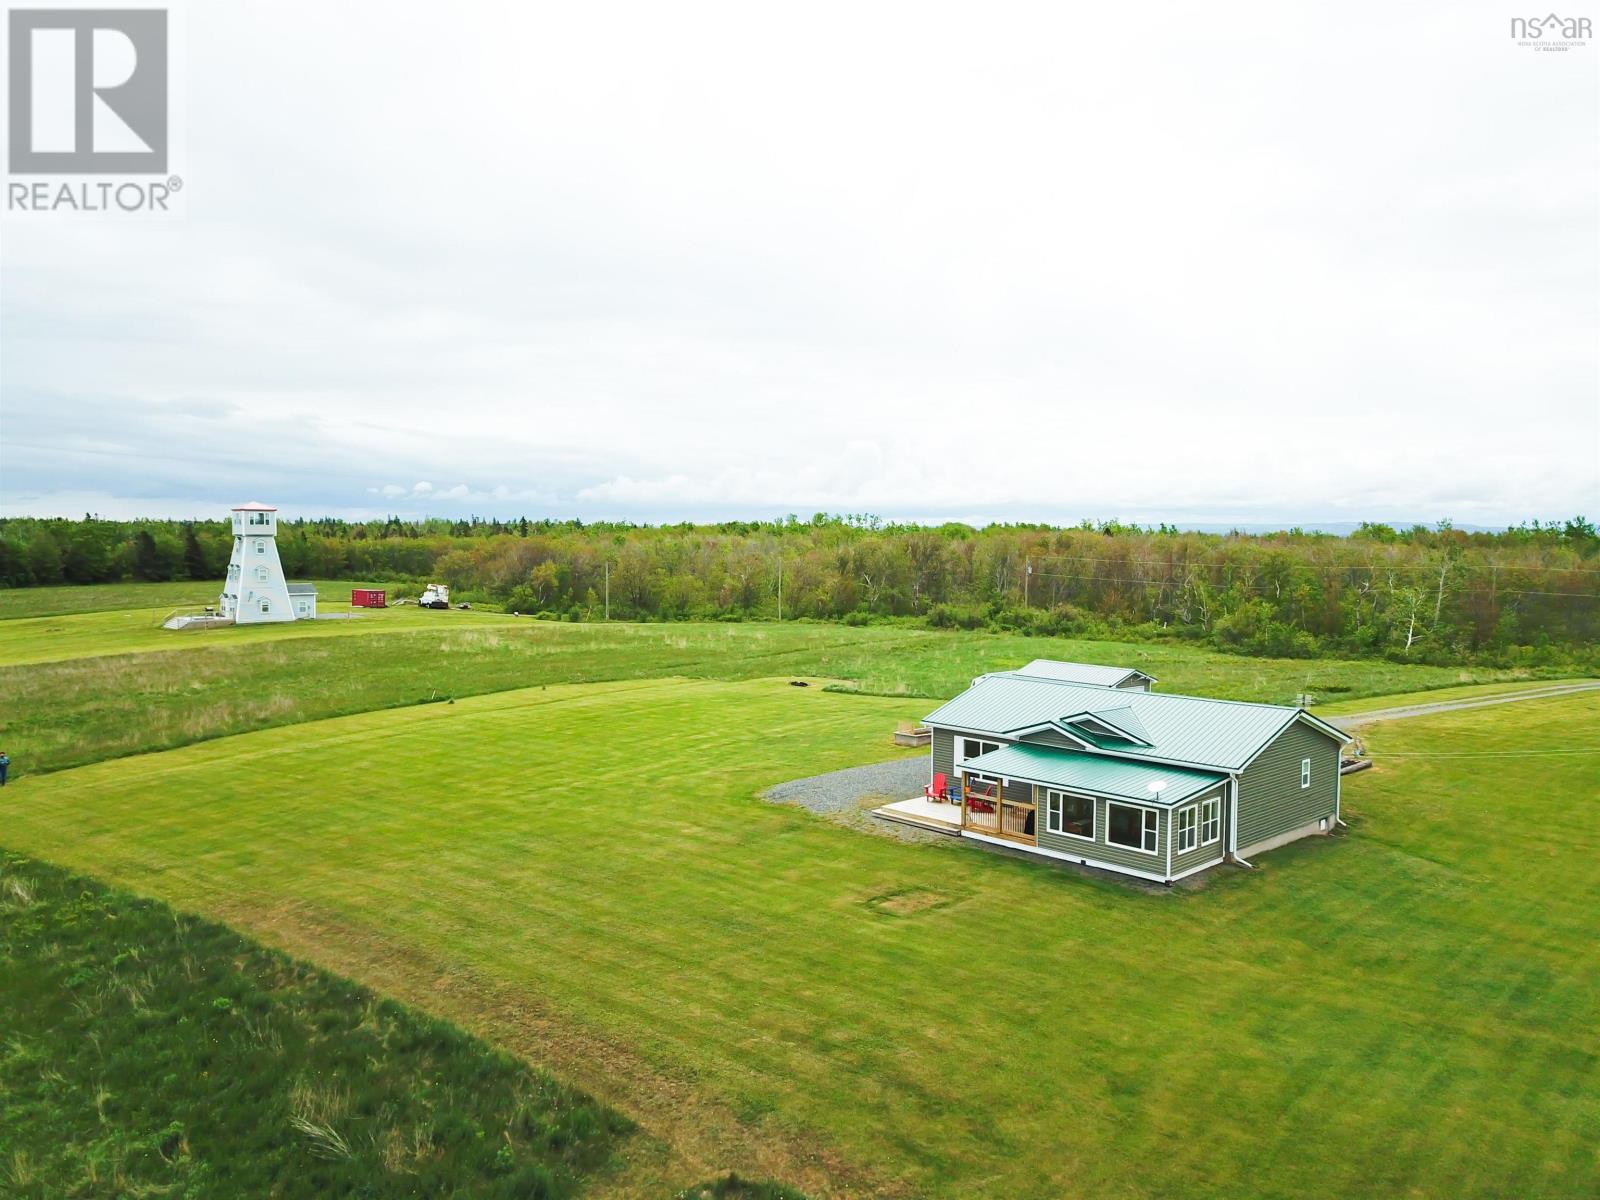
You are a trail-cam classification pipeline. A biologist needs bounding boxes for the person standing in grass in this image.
[0,751,9,786]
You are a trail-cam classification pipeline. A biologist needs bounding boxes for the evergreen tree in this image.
[182,523,208,580]
[131,531,164,581]
[64,526,112,583]
[25,530,65,585]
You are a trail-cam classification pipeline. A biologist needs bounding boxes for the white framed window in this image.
[1175,805,1198,853]
[259,598,271,612]
[1301,758,1311,789]
[956,735,1001,762]
[254,539,265,554]
[255,566,268,581]
[1200,797,1221,847]
[1044,789,1095,841]
[1106,802,1158,855]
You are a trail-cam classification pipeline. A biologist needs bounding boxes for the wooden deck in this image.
[872,795,962,834]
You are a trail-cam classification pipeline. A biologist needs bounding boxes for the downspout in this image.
[1228,773,1253,868]
[1335,744,1348,828]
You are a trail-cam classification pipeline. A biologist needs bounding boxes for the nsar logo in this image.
[1509,12,1592,50]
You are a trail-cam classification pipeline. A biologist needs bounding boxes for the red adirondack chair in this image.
[924,772,949,803]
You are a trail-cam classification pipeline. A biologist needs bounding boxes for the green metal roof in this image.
[1059,705,1153,747]
[959,743,1225,806]
[1009,659,1155,687]
[925,675,1347,771]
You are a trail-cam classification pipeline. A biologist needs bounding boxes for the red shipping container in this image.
[351,589,387,608]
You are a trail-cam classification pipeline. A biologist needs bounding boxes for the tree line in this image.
[3,513,1597,666]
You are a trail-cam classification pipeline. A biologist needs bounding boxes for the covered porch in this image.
[953,773,1038,845]
[951,742,1227,855]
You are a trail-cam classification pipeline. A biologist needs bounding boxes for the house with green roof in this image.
[917,660,1350,883]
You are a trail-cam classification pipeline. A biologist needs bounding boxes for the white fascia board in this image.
[932,721,1246,777]
[961,831,1172,883]
[1169,854,1228,882]
[963,766,1220,809]
[1296,710,1353,744]
[1006,721,1095,750]
[1234,711,1352,776]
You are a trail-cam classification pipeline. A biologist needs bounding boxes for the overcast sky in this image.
[2,1,1596,527]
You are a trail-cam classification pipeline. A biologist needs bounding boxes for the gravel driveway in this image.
[764,757,928,816]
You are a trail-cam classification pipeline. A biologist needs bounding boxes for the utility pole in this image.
[777,556,783,622]
[604,560,610,621]
[1024,559,1033,607]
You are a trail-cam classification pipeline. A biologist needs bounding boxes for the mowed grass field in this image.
[2,581,1575,779]
[5,667,1598,1198]
[0,584,521,666]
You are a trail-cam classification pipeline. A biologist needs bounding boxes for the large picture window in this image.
[1106,803,1158,854]
[1175,805,1198,853]
[1044,790,1094,840]
[1200,797,1221,847]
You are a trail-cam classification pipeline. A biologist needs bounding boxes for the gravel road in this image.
[1334,681,1600,728]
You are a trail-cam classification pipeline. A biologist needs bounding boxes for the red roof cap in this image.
[230,502,278,511]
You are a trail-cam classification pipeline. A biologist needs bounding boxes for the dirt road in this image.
[1333,680,1600,729]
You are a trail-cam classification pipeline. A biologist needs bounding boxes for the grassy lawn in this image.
[0,579,275,620]
[5,679,1597,1198]
[1313,677,1598,716]
[0,579,422,623]
[0,589,527,666]
[0,852,631,1199]
[0,610,1563,779]
[0,579,231,620]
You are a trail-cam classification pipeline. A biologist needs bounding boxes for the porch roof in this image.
[958,743,1225,806]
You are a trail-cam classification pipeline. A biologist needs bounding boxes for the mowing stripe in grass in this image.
[4,681,1597,1198]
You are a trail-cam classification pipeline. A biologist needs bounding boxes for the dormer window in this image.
[1059,710,1153,750]
[1067,716,1130,741]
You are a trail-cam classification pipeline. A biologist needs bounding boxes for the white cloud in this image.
[2,0,1595,526]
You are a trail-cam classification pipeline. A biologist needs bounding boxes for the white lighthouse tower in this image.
[218,503,316,624]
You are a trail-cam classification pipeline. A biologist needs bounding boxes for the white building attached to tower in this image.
[218,503,317,624]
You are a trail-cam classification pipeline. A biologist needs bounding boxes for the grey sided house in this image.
[920,659,1350,883]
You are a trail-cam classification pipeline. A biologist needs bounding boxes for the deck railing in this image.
[959,775,1037,843]
[962,777,1001,833]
